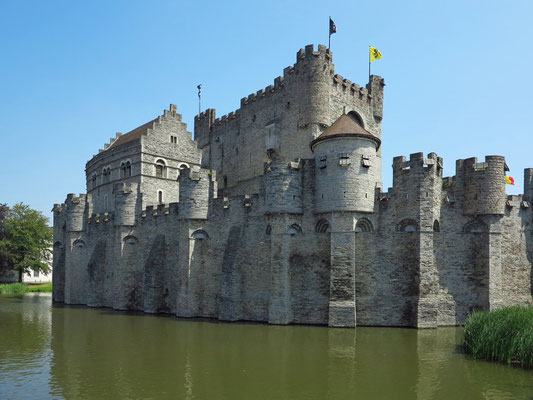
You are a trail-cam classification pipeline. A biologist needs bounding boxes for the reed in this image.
[463,307,533,369]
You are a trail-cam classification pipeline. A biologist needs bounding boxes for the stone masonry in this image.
[52,44,533,328]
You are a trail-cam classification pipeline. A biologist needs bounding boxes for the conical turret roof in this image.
[310,114,381,150]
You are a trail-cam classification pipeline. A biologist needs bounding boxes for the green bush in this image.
[463,307,533,369]
[0,282,29,295]
[0,282,52,295]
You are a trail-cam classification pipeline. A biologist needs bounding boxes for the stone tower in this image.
[311,113,381,327]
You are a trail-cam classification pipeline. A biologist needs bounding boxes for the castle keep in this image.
[52,44,533,328]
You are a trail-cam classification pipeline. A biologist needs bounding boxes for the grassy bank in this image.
[463,307,533,369]
[0,282,52,295]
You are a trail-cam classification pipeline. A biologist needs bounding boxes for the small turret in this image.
[178,167,215,220]
[459,156,506,215]
[113,182,138,226]
[264,159,303,215]
[65,194,87,232]
[311,113,381,213]
[391,152,443,229]
[194,109,216,149]
[366,75,385,122]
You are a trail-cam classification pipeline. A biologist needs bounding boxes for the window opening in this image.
[158,191,163,205]
[319,156,327,169]
[339,153,350,166]
[315,219,330,233]
[155,160,166,178]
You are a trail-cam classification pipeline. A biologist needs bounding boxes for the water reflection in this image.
[1,295,532,400]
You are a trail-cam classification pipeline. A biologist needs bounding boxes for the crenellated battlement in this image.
[65,193,87,205]
[393,152,443,174]
[139,203,179,219]
[88,212,114,224]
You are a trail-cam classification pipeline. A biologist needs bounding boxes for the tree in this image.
[0,203,53,282]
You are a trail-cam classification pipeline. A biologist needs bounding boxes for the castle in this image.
[52,44,533,328]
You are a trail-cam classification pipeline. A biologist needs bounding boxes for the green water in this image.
[0,294,532,399]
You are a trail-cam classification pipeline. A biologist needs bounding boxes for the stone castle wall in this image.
[52,45,533,328]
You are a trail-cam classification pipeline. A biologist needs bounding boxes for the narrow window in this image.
[126,162,131,178]
[361,155,370,168]
[155,159,166,178]
[158,191,163,204]
[339,153,350,166]
[121,163,126,178]
[104,194,108,212]
[319,156,327,169]
[223,175,228,188]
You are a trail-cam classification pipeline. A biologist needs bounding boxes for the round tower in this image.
[311,113,381,213]
[178,167,210,220]
[462,156,506,215]
[264,159,303,215]
[295,44,333,159]
[65,194,87,232]
[113,182,138,226]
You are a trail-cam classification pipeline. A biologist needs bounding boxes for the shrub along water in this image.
[0,282,52,295]
[463,307,533,369]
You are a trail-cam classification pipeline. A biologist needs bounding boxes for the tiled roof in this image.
[310,114,380,150]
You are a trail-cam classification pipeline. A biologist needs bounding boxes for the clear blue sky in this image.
[1,0,532,222]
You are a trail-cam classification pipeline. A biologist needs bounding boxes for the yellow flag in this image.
[370,47,382,62]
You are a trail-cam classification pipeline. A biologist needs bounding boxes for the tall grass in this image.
[0,282,52,295]
[463,307,533,369]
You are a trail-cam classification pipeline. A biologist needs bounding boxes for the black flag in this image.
[329,18,337,35]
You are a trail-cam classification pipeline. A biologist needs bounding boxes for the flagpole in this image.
[368,45,371,82]
[328,16,331,49]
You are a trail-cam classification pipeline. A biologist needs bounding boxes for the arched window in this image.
[123,235,138,245]
[155,159,166,178]
[120,162,126,178]
[398,219,418,232]
[287,224,302,235]
[347,111,364,128]
[191,230,209,240]
[102,167,111,183]
[315,219,330,233]
[54,241,63,249]
[73,239,86,248]
[433,220,440,232]
[158,191,163,205]
[125,161,131,178]
[355,218,374,233]
[265,225,272,235]
[223,176,228,189]
[463,219,488,233]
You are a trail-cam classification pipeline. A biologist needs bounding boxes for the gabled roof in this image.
[106,118,158,150]
[310,114,381,150]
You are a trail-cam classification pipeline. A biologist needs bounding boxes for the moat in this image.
[1,294,532,399]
